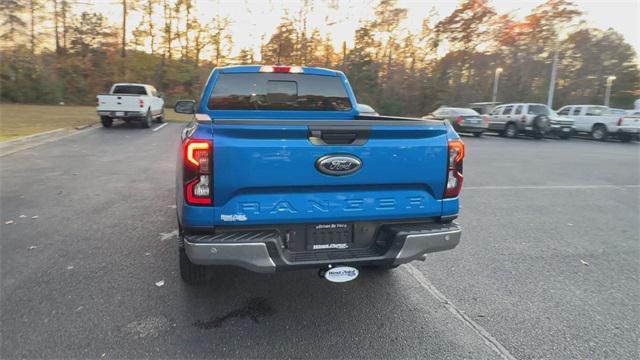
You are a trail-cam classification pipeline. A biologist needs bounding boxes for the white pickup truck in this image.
[96,83,165,128]
[556,105,627,141]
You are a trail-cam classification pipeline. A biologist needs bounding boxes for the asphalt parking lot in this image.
[1,123,638,359]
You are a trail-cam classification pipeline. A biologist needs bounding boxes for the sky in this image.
[85,0,640,57]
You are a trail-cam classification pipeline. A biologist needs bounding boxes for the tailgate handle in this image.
[308,127,370,145]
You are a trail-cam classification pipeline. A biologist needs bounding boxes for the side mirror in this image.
[175,100,196,114]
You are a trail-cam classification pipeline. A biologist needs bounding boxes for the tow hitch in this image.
[319,265,359,283]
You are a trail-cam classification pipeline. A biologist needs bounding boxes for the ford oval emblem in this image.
[316,154,362,176]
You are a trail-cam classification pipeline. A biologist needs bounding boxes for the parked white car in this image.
[617,110,640,142]
[487,103,573,139]
[556,105,626,141]
[97,83,165,128]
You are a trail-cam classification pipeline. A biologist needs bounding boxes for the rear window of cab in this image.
[112,85,147,95]
[208,73,352,111]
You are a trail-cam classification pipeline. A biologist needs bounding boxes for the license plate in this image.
[306,223,352,250]
[115,111,125,116]
[562,127,570,132]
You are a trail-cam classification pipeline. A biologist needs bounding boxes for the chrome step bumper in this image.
[183,222,461,273]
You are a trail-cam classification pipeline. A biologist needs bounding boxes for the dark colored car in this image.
[427,107,489,137]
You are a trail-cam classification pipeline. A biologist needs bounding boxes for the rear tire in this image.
[179,247,207,285]
[591,124,607,141]
[142,110,152,128]
[155,109,165,123]
[505,123,517,138]
[100,116,112,128]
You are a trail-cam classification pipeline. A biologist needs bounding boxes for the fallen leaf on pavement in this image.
[19,215,26,218]
[28,246,37,250]
[155,280,165,287]
[32,216,39,219]
[580,259,589,266]
[5,220,14,225]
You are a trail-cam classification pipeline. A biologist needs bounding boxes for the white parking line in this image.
[463,184,639,190]
[152,123,168,132]
[404,264,518,360]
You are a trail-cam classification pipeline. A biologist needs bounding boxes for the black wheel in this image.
[473,132,483,137]
[155,109,165,123]
[100,116,112,128]
[591,124,608,141]
[505,123,517,138]
[619,133,632,142]
[179,247,207,285]
[142,110,152,128]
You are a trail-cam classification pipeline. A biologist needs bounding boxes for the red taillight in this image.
[185,140,210,168]
[482,115,489,124]
[260,65,303,73]
[96,97,99,106]
[444,139,464,198]
[139,99,144,108]
[617,117,623,126]
[183,139,212,205]
[455,116,463,125]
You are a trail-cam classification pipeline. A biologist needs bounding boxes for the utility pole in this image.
[604,76,616,107]
[547,47,559,108]
[491,67,503,104]
[121,0,127,58]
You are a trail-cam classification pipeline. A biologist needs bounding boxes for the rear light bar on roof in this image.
[260,65,304,73]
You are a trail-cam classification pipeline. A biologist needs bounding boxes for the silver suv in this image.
[488,103,574,139]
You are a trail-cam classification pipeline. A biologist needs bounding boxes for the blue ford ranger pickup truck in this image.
[174,65,464,284]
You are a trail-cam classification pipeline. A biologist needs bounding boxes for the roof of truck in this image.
[219,65,341,76]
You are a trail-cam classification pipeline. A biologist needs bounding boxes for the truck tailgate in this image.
[212,119,449,225]
[97,95,141,111]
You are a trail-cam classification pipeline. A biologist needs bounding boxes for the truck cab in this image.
[174,65,463,284]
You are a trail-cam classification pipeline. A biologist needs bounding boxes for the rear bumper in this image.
[97,110,146,118]
[183,221,461,273]
[549,124,574,132]
[455,124,487,133]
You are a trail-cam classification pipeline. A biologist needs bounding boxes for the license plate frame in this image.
[306,223,353,250]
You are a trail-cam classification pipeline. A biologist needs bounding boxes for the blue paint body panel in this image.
[177,65,461,229]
